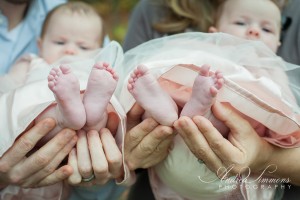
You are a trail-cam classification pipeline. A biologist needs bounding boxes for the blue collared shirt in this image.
[0,0,66,75]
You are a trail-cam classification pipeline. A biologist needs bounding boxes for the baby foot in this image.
[83,62,118,130]
[128,64,178,126]
[48,65,86,130]
[180,64,223,117]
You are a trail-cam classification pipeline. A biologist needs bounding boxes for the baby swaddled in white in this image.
[0,42,128,200]
[116,32,300,200]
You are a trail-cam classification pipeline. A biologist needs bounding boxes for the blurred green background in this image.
[70,0,139,44]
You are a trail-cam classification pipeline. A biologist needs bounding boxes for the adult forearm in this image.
[264,146,300,185]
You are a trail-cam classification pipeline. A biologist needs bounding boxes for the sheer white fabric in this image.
[115,32,300,200]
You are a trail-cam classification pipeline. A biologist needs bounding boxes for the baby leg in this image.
[83,62,118,131]
[48,65,86,130]
[181,64,223,117]
[128,64,178,126]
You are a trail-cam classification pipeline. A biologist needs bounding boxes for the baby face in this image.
[215,0,281,52]
[39,10,103,64]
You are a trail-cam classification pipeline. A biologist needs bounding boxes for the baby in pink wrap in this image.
[128,0,290,138]
[123,0,299,199]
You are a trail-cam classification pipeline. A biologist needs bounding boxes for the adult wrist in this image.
[255,142,286,179]
[251,139,276,174]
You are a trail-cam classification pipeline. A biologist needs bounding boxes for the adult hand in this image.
[174,102,274,178]
[124,103,174,170]
[0,118,77,188]
[68,111,123,186]
[68,128,123,187]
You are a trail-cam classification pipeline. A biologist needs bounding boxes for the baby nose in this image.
[247,28,260,37]
[64,46,76,55]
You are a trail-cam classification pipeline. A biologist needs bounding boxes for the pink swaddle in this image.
[116,32,300,200]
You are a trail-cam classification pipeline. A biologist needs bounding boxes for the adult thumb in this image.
[212,101,251,137]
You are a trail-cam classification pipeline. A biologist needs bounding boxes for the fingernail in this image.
[43,118,54,129]
[64,130,75,138]
[193,116,202,124]
[100,128,110,136]
[174,117,188,129]
[173,123,181,132]
[71,136,78,143]
[62,166,72,176]
[148,118,159,127]
[168,142,174,151]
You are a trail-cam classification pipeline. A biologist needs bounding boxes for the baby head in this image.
[209,0,282,52]
[38,2,104,63]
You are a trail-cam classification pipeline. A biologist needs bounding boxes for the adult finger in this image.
[174,116,223,174]
[100,128,122,179]
[106,111,119,135]
[134,125,173,159]
[77,130,93,179]
[211,102,254,158]
[192,115,243,165]
[212,102,251,138]
[127,103,145,130]
[35,165,73,188]
[125,118,159,150]
[139,134,174,169]
[1,118,56,167]
[211,102,268,168]
[87,130,109,184]
[15,129,76,179]
[126,125,173,170]
[68,149,82,185]
[24,135,77,187]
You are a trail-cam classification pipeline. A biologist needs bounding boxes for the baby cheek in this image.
[266,40,278,53]
[43,56,52,64]
[49,53,66,64]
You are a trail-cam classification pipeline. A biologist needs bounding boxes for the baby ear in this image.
[208,26,218,33]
